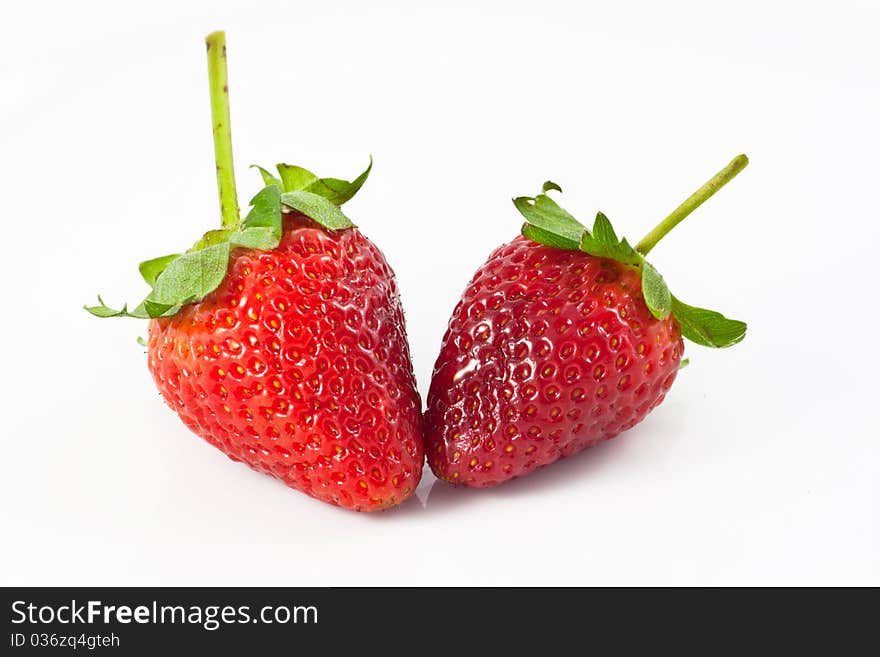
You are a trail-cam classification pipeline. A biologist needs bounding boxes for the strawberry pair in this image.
[88,32,747,511]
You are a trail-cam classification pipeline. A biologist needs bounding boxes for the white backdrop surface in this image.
[0,0,876,585]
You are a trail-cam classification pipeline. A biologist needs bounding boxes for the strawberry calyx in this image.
[85,31,371,320]
[515,155,749,348]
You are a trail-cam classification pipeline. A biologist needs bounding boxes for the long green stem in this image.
[635,154,748,256]
[206,31,240,229]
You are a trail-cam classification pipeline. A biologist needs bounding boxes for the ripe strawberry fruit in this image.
[86,32,423,511]
[425,158,749,486]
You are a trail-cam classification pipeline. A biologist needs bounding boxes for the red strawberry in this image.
[86,31,423,510]
[425,159,749,486]
[146,215,423,510]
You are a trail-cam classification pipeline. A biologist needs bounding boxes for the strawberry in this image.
[425,158,749,486]
[86,31,423,511]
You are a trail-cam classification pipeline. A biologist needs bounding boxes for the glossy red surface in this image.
[148,215,424,510]
[425,236,683,486]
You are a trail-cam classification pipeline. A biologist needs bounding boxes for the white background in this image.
[1,0,877,586]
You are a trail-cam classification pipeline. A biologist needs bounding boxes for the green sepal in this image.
[230,185,283,249]
[641,261,671,320]
[139,254,181,287]
[515,180,747,349]
[132,300,177,319]
[670,295,747,348]
[276,164,318,192]
[257,157,371,204]
[84,295,150,319]
[521,222,581,250]
[230,227,278,249]
[251,165,282,189]
[191,229,234,251]
[513,190,586,247]
[580,213,642,266]
[88,183,285,319]
[148,242,231,307]
[142,299,180,318]
[87,156,370,320]
[306,157,372,205]
[251,157,371,230]
[280,190,352,230]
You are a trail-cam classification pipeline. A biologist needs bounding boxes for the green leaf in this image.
[229,227,277,250]
[241,185,282,230]
[84,295,150,319]
[191,228,234,251]
[580,212,642,266]
[670,295,747,348]
[87,153,370,322]
[591,212,619,249]
[641,261,671,320]
[138,254,181,287]
[679,358,690,369]
[511,177,747,352]
[231,185,283,249]
[84,296,128,318]
[127,301,155,318]
[277,163,318,192]
[137,336,147,347]
[534,194,582,228]
[148,242,231,307]
[280,190,353,230]
[514,193,586,247]
[521,223,582,250]
[305,157,372,205]
[251,165,282,188]
[142,299,180,318]
[255,157,371,206]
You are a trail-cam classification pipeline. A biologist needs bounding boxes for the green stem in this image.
[206,31,240,229]
[635,154,749,256]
